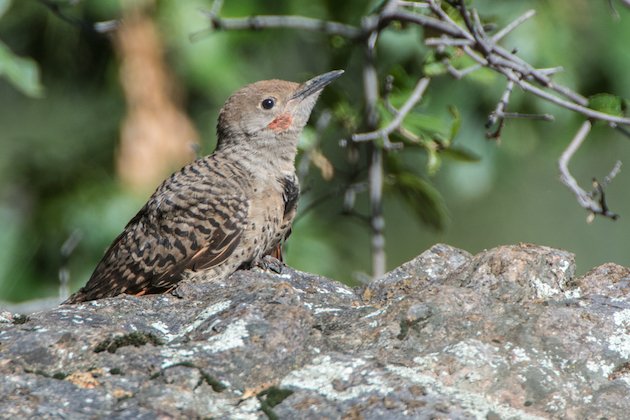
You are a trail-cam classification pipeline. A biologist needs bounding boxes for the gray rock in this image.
[1,243,628,418]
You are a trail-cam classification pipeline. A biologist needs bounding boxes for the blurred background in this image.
[1,0,629,303]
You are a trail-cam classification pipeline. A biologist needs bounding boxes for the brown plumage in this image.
[64,70,343,303]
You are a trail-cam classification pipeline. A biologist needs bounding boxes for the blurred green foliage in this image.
[1,0,630,302]
[0,0,42,97]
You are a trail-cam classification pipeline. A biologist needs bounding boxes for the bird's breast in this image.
[242,178,296,262]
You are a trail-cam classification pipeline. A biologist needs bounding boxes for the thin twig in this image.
[449,1,587,106]
[352,77,431,142]
[598,160,622,189]
[193,11,362,41]
[210,0,224,15]
[382,9,466,38]
[369,145,386,277]
[559,121,593,206]
[486,80,514,137]
[501,112,554,121]
[197,0,627,128]
[343,182,369,213]
[427,0,473,40]
[382,75,398,114]
[511,74,630,125]
[537,67,564,76]
[446,63,482,79]
[558,121,618,219]
[491,9,535,42]
[361,12,388,279]
[38,0,119,34]
[458,47,630,126]
[425,37,473,47]
[191,0,630,233]
[492,44,587,105]
[398,1,430,9]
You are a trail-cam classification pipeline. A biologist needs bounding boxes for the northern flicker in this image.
[65,70,343,304]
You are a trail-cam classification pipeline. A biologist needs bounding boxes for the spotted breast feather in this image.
[64,158,248,303]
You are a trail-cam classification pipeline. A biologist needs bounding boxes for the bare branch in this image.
[193,0,630,245]
[198,0,622,129]
[38,0,119,34]
[501,112,554,121]
[559,121,593,206]
[599,160,622,189]
[446,63,482,79]
[484,88,554,138]
[446,2,588,105]
[448,0,476,39]
[558,121,618,220]
[486,80,514,136]
[352,77,431,142]
[193,10,362,41]
[491,9,536,42]
[425,37,473,47]
[382,9,466,38]
[398,1,430,10]
[537,67,564,76]
[427,0,474,41]
[456,45,630,126]
[209,0,224,15]
[382,75,398,114]
[358,15,388,279]
[369,145,386,277]
[509,73,630,126]
[491,45,588,105]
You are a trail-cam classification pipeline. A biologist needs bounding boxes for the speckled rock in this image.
[1,243,628,419]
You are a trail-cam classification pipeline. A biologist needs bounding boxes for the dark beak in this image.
[291,70,344,100]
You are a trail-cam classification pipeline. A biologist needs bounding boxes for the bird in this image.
[64,70,344,304]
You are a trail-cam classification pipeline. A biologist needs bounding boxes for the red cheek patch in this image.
[268,113,293,132]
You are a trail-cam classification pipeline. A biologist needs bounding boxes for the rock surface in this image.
[1,243,629,418]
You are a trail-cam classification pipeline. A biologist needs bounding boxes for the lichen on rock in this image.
[0,243,628,418]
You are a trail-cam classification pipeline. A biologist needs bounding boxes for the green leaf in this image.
[449,54,496,85]
[391,172,447,230]
[448,105,461,142]
[422,51,449,77]
[0,40,43,97]
[386,156,448,230]
[588,93,623,117]
[0,0,11,19]
[404,112,447,135]
[442,2,466,27]
[427,147,441,176]
[423,61,447,77]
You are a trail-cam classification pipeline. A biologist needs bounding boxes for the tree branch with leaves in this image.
[194,0,630,279]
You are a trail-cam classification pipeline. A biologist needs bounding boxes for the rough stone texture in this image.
[1,243,629,419]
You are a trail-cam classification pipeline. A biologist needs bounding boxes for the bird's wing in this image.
[65,161,249,303]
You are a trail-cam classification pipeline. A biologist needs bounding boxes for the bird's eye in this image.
[261,98,275,110]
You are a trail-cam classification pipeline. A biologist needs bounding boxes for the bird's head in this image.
[216,70,343,151]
